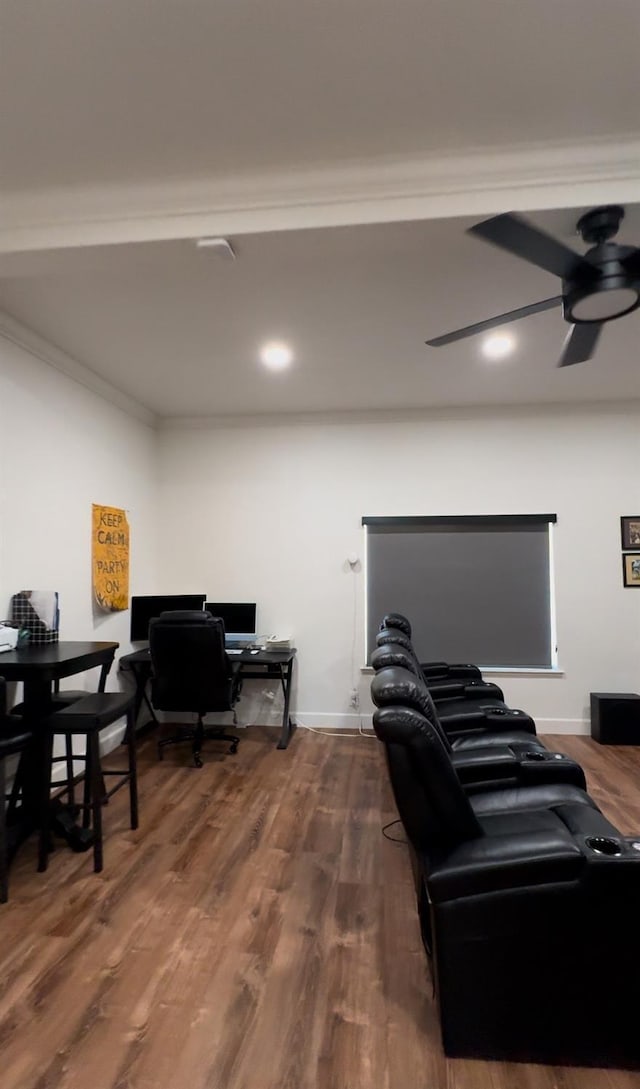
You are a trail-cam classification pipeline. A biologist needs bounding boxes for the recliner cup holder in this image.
[586,836,622,856]
[524,751,546,761]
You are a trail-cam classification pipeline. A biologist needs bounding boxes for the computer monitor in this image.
[204,602,257,639]
[130,594,206,641]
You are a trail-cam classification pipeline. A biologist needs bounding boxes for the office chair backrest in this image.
[149,610,234,714]
[373,704,482,851]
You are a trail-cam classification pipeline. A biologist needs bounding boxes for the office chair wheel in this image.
[229,742,238,754]
[193,754,204,769]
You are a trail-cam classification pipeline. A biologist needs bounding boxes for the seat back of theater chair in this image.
[371,665,452,751]
[373,704,482,852]
[371,641,421,677]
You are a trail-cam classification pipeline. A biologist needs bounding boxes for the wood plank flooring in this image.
[2,728,640,1089]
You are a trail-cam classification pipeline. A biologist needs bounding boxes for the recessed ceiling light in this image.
[481,332,516,360]
[260,341,293,370]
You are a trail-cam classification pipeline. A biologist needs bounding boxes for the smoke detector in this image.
[195,237,237,260]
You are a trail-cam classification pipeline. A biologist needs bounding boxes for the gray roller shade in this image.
[365,515,556,668]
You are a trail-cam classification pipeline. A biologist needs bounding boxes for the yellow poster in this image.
[92,504,130,611]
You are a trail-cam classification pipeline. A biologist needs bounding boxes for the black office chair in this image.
[149,611,241,767]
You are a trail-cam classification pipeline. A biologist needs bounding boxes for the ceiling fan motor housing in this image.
[563,243,640,324]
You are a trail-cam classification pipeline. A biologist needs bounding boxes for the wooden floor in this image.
[2,728,640,1089]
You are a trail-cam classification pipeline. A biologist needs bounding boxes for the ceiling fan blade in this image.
[469,213,598,281]
[558,322,602,367]
[622,249,640,274]
[426,295,562,347]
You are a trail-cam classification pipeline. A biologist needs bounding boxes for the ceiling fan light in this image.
[481,332,516,360]
[565,279,640,323]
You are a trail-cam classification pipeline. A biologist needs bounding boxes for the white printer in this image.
[0,625,19,653]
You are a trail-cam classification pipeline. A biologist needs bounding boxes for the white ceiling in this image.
[1,206,639,418]
[2,0,639,194]
[1,0,639,420]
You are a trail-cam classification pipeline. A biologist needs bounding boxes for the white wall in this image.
[0,336,159,723]
[157,404,640,734]
[2,342,636,741]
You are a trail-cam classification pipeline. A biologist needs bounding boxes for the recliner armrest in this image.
[439,706,536,736]
[429,680,505,702]
[420,662,482,681]
[427,830,585,903]
[452,747,519,786]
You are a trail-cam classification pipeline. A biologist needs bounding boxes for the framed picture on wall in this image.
[622,553,640,588]
[621,516,640,550]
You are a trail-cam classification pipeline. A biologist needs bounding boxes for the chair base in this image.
[158,725,240,767]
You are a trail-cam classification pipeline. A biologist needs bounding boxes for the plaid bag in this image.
[10,591,59,645]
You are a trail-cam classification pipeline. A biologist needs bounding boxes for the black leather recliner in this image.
[376,625,507,707]
[372,701,640,1068]
[379,611,487,681]
[371,663,586,792]
[372,643,541,745]
[149,610,241,767]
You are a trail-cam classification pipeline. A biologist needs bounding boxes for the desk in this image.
[0,641,119,857]
[120,646,297,749]
[0,642,118,711]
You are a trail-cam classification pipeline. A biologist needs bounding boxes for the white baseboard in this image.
[295,712,373,731]
[296,713,590,736]
[535,718,589,735]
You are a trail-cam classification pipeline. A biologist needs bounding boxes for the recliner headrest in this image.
[371,642,419,675]
[371,665,440,725]
[379,612,412,637]
[376,628,414,651]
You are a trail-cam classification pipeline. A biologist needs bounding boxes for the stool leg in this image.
[0,757,8,903]
[192,715,204,769]
[88,733,104,873]
[82,739,92,829]
[65,735,76,811]
[126,708,139,831]
[37,732,55,873]
[7,755,24,820]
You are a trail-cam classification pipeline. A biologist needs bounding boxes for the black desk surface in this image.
[120,646,296,667]
[0,641,119,681]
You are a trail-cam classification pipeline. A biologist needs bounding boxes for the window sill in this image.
[481,667,564,677]
[360,665,564,677]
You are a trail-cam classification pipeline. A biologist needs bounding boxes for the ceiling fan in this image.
[425,205,640,367]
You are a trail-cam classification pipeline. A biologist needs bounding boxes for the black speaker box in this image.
[590,692,640,745]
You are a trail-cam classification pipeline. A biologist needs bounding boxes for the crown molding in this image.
[2,135,639,254]
[158,399,640,432]
[0,310,157,427]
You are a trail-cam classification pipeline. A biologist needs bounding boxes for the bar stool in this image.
[39,691,138,874]
[0,725,34,903]
[11,659,114,799]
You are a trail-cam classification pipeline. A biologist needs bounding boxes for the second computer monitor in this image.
[205,602,257,637]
